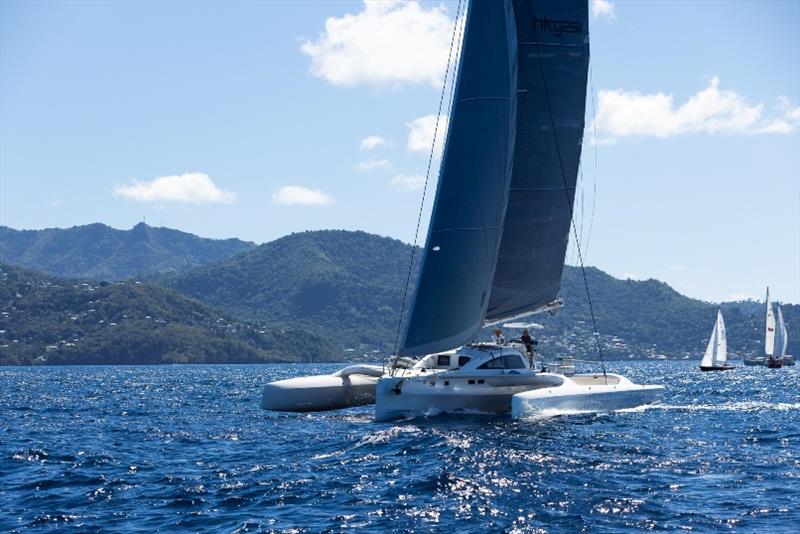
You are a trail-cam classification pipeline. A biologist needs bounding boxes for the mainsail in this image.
[701,310,727,367]
[765,287,776,356]
[401,0,589,355]
[776,305,788,357]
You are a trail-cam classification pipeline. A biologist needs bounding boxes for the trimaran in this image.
[261,0,663,420]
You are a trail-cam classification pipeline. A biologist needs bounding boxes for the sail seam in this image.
[455,96,512,104]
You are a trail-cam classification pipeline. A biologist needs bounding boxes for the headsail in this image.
[400,0,519,355]
[776,305,788,357]
[701,310,727,367]
[487,0,591,322]
[765,287,776,356]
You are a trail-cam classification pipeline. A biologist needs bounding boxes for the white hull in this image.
[511,373,664,418]
[375,373,562,421]
[260,365,383,412]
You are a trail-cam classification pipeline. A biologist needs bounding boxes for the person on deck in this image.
[493,328,505,345]
[520,329,535,355]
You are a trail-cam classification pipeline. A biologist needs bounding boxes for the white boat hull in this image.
[260,365,383,412]
[375,373,563,421]
[511,373,664,418]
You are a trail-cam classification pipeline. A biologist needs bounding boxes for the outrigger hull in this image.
[260,365,383,412]
[511,374,664,418]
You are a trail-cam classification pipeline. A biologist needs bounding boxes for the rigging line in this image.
[390,0,464,373]
[526,0,607,379]
[582,63,598,261]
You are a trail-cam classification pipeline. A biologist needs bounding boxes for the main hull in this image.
[374,374,562,422]
[700,365,735,372]
[743,357,765,366]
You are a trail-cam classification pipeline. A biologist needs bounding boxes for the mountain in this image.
[0,263,337,365]
[161,230,421,353]
[0,223,255,281]
[163,230,799,359]
[533,268,799,360]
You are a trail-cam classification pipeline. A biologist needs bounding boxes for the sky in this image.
[1,0,798,304]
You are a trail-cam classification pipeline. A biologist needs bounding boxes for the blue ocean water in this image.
[1,361,798,533]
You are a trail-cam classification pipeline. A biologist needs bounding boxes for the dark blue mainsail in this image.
[487,0,590,322]
[400,0,588,355]
[400,0,518,356]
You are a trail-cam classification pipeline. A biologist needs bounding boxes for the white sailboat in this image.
[374,0,663,421]
[744,287,775,367]
[776,305,794,366]
[700,310,734,371]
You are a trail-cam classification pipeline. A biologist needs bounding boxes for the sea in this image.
[1,361,798,533]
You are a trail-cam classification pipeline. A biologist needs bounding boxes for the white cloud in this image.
[359,135,386,151]
[113,172,235,204]
[591,0,616,20]
[300,0,457,88]
[272,185,334,206]
[407,114,449,157]
[592,77,800,143]
[390,174,425,192]
[357,158,394,172]
[49,198,63,208]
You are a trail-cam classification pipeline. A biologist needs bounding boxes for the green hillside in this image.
[163,230,798,360]
[161,230,421,353]
[0,222,255,281]
[0,263,337,365]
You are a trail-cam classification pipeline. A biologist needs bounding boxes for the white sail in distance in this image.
[765,288,776,356]
[776,305,788,357]
[701,310,727,367]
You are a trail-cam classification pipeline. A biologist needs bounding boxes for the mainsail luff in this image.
[400,0,519,356]
[765,287,776,356]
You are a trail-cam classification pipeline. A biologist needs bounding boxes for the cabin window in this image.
[478,358,505,369]
[458,356,471,367]
[437,355,450,366]
[468,379,475,385]
[477,355,526,370]
[504,355,526,369]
